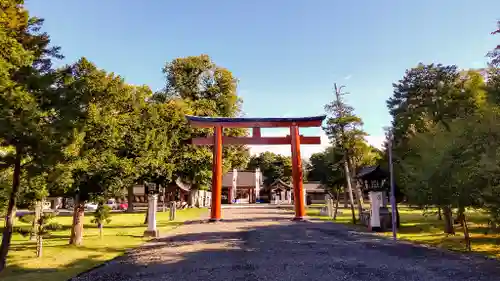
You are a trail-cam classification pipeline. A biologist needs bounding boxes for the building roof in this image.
[269,179,292,190]
[356,165,388,181]
[175,178,191,192]
[303,182,325,193]
[266,180,325,193]
[222,170,262,187]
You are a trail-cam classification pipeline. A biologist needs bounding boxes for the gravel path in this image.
[71,207,500,281]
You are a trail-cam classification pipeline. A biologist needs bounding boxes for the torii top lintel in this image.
[185,115,326,128]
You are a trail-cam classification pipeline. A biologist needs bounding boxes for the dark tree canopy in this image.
[247,152,292,186]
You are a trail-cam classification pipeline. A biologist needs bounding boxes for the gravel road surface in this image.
[71,207,500,281]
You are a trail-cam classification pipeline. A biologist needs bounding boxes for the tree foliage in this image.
[307,147,344,191]
[154,55,249,190]
[246,151,292,186]
[91,204,112,238]
[385,23,500,240]
[487,20,500,67]
[247,152,292,186]
[323,84,368,221]
[0,0,83,270]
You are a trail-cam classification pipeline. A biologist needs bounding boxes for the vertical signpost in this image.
[255,168,261,203]
[387,129,397,241]
[144,182,159,237]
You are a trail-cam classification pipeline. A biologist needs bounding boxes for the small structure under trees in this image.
[268,179,293,204]
[356,165,402,231]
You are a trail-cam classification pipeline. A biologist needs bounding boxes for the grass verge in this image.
[308,206,500,259]
[0,208,207,281]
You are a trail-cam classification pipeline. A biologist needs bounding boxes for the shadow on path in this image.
[71,213,500,281]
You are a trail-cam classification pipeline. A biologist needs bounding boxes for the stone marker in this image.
[144,194,159,237]
[169,201,176,221]
[368,191,383,232]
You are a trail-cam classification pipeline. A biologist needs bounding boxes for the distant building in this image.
[303,182,327,204]
[129,169,327,206]
[222,169,263,204]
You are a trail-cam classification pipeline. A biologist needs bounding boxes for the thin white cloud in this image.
[344,74,352,80]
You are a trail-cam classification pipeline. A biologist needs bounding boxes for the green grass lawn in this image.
[0,208,207,281]
[308,206,500,258]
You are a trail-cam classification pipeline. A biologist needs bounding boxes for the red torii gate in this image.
[186,115,326,221]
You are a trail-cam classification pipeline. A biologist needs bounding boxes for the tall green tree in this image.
[487,20,500,67]
[307,147,344,193]
[157,54,241,117]
[0,0,81,271]
[486,21,500,105]
[324,84,366,222]
[387,64,488,233]
[388,64,462,146]
[247,152,292,185]
[54,58,142,245]
[154,55,249,191]
[401,108,500,249]
[135,101,186,193]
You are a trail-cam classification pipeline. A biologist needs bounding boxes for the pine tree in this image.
[323,84,367,223]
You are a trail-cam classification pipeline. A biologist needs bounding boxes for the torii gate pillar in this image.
[186,115,326,222]
[290,125,306,219]
[211,126,223,220]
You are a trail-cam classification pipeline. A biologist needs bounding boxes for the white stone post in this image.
[369,191,383,231]
[287,190,292,204]
[144,194,159,237]
[232,168,237,204]
[255,168,261,202]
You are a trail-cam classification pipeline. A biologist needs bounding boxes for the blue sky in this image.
[26,0,500,157]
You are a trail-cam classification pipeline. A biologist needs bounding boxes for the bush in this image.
[92,205,112,225]
[18,214,35,224]
[44,222,63,231]
[13,226,31,237]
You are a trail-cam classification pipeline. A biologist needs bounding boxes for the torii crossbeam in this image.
[186,115,326,221]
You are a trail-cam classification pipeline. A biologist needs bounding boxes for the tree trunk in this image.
[30,200,42,241]
[162,191,166,212]
[396,204,401,228]
[98,223,103,238]
[461,212,471,251]
[353,184,363,221]
[127,185,134,213]
[144,205,149,224]
[442,205,455,235]
[69,194,85,245]
[348,158,364,206]
[169,201,177,221]
[343,159,357,224]
[343,188,348,208]
[455,206,465,226]
[0,148,22,273]
[333,188,340,220]
[36,235,43,258]
[327,197,334,218]
[489,220,498,233]
[437,207,442,220]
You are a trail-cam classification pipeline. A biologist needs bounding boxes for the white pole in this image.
[144,193,159,237]
[388,130,397,241]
